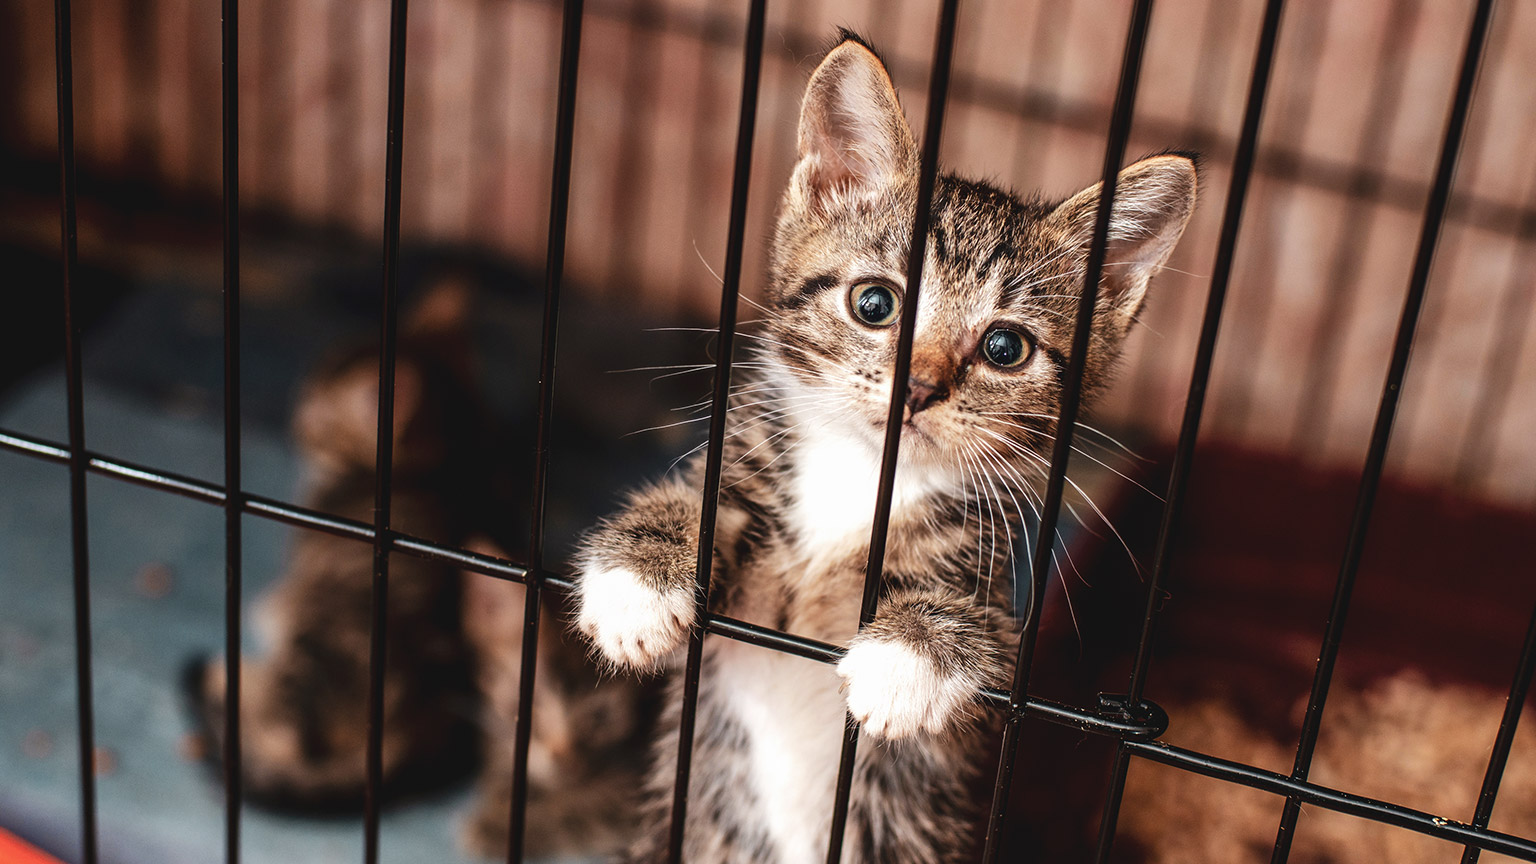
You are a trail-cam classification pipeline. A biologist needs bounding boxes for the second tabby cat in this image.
[187,281,491,808]
[186,280,650,863]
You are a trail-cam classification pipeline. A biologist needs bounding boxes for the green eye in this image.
[982,327,1030,368]
[850,283,899,327]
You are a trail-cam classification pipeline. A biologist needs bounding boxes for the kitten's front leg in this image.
[574,479,705,672]
[836,589,1009,739]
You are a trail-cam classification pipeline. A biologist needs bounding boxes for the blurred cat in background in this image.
[185,279,651,860]
[187,279,493,807]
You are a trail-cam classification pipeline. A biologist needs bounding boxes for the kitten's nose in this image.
[904,376,948,417]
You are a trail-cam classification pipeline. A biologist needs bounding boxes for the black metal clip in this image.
[1096,693,1169,741]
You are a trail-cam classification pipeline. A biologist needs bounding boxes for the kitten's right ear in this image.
[1046,154,1198,324]
[790,33,918,214]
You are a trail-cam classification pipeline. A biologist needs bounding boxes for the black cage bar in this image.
[51,0,99,862]
[1092,0,1287,858]
[1269,0,1497,859]
[824,2,960,860]
[982,0,1159,854]
[506,0,585,859]
[667,0,763,857]
[218,0,243,859]
[17,0,1536,861]
[360,0,411,859]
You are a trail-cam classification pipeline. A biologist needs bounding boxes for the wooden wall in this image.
[6,0,1535,506]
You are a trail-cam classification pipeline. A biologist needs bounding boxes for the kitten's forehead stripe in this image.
[783,273,840,310]
[931,222,949,268]
[926,177,1062,313]
[977,242,1013,282]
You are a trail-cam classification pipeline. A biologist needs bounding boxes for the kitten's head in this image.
[764,33,1196,484]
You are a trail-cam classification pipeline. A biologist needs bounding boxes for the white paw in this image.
[576,567,695,670]
[836,638,974,739]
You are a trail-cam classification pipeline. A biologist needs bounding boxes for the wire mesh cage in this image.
[1,0,1534,862]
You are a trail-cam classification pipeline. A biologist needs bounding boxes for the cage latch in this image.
[1095,693,1169,741]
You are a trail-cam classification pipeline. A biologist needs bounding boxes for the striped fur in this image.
[574,32,1196,863]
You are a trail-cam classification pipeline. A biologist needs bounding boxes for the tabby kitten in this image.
[572,32,1196,864]
[189,281,492,808]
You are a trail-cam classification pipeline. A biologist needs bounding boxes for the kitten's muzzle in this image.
[904,376,949,418]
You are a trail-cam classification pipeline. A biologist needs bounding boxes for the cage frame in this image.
[9,0,1536,862]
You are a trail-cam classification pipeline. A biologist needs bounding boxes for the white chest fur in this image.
[787,427,944,559]
[717,431,938,861]
[715,426,953,862]
[719,642,848,864]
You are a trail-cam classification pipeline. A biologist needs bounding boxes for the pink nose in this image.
[905,376,948,417]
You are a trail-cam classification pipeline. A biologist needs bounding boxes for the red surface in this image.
[0,828,65,864]
[1001,444,1536,861]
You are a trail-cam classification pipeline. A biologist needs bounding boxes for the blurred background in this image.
[7,0,1536,500]
[2,0,1534,862]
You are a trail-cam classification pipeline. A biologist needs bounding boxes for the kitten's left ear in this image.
[789,34,919,214]
[1048,154,1198,322]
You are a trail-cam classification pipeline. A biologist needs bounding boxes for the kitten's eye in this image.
[850,283,899,327]
[982,327,1031,368]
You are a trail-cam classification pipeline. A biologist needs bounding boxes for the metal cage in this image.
[7,0,1536,862]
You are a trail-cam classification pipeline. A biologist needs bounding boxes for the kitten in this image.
[188,279,496,808]
[571,32,1196,864]
[459,538,654,860]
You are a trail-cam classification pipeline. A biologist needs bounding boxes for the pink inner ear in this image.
[801,96,878,201]
[803,148,867,205]
[1107,227,1173,280]
[796,45,915,208]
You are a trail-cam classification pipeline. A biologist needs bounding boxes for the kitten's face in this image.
[764,36,1196,485]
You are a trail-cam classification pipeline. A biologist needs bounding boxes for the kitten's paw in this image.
[576,566,695,671]
[836,637,975,739]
